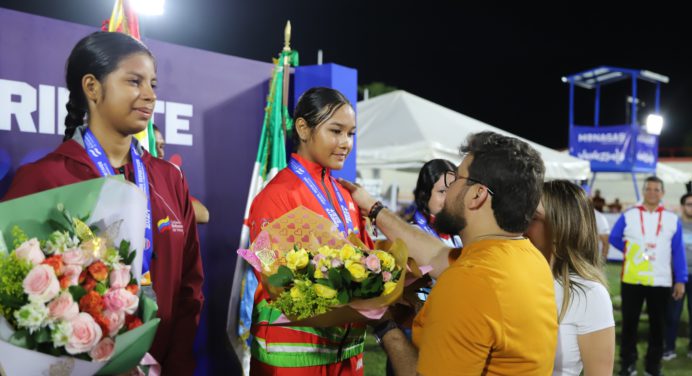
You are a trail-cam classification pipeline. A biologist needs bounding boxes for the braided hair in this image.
[63,31,153,141]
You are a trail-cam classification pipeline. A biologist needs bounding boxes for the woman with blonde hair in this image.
[526,180,615,376]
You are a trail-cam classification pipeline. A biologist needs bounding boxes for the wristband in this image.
[373,319,399,347]
[368,201,385,225]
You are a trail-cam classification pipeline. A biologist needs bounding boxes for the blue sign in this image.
[569,125,658,173]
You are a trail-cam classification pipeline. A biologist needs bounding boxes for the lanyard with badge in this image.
[414,210,440,237]
[413,210,461,248]
[83,128,154,286]
[639,207,663,261]
[288,157,355,237]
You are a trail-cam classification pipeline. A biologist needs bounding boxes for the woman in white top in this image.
[526,180,615,376]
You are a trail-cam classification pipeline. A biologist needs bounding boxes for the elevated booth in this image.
[564,66,669,200]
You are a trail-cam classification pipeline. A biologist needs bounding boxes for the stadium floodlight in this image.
[645,114,664,135]
[131,0,165,16]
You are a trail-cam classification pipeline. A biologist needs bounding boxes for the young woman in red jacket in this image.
[2,32,204,376]
[247,87,373,375]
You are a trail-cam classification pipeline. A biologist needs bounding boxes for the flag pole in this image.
[281,21,292,143]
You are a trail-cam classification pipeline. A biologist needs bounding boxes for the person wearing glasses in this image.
[340,131,557,375]
[663,192,692,361]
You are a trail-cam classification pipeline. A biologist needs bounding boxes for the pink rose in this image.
[311,254,324,266]
[62,248,91,266]
[66,313,103,354]
[23,264,60,303]
[48,292,79,321]
[103,309,126,337]
[61,265,83,288]
[382,271,392,282]
[89,337,115,362]
[103,288,139,315]
[14,238,45,265]
[109,265,132,289]
[331,258,344,268]
[365,254,381,273]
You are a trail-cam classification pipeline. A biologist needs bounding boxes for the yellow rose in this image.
[290,286,303,301]
[383,281,397,296]
[318,257,331,268]
[313,284,337,299]
[375,251,396,271]
[286,249,309,271]
[345,261,368,282]
[339,244,356,261]
[317,246,338,259]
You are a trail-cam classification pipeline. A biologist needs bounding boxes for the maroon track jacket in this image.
[3,134,204,376]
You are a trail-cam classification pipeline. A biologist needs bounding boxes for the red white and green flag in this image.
[227,40,299,373]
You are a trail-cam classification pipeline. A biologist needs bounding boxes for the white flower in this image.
[14,301,49,333]
[45,231,79,255]
[51,320,73,347]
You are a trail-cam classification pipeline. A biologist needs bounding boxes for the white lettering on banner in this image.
[165,102,193,146]
[636,133,657,147]
[0,78,37,132]
[577,149,627,163]
[38,85,55,134]
[0,78,194,146]
[577,132,628,144]
[636,151,655,164]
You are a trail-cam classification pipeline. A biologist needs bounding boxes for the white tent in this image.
[357,90,590,180]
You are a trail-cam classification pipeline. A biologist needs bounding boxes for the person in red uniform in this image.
[1,32,204,376]
[247,87,373,375]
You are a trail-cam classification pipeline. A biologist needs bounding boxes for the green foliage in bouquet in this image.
[267,245,402,320]
[0,253,32,327]
[271,279,340,320]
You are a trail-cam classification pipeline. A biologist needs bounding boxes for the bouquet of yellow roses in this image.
[237,206,408,327]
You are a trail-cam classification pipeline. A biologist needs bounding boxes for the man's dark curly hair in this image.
[460,131,545,233]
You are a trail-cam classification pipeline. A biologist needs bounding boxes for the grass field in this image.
[362,262,692,375]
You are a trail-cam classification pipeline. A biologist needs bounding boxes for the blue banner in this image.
[569,125,658,173]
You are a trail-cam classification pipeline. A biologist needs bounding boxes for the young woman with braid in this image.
[2,31,204,376]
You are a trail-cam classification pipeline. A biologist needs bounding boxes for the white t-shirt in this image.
[553,275,614,376]
[594,210,610,235]
[594,210,610,255]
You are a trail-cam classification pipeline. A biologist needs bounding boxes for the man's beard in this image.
[434,204,467,236]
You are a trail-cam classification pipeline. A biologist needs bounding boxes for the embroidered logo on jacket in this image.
[157,217,172,233]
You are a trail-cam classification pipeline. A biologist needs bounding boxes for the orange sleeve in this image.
[416,268,502,375]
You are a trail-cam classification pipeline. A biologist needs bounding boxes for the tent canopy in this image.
[357,90,590,180]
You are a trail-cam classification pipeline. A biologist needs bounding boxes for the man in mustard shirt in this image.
[341,131,558,375]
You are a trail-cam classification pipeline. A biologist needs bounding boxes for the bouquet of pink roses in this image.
[0,177,159,376]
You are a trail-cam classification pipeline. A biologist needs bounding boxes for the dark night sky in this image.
[2,0,690,151]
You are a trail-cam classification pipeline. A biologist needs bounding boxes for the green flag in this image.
[227,48,299,374]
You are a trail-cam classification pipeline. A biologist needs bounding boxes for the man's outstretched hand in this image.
[337,178,379,216]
